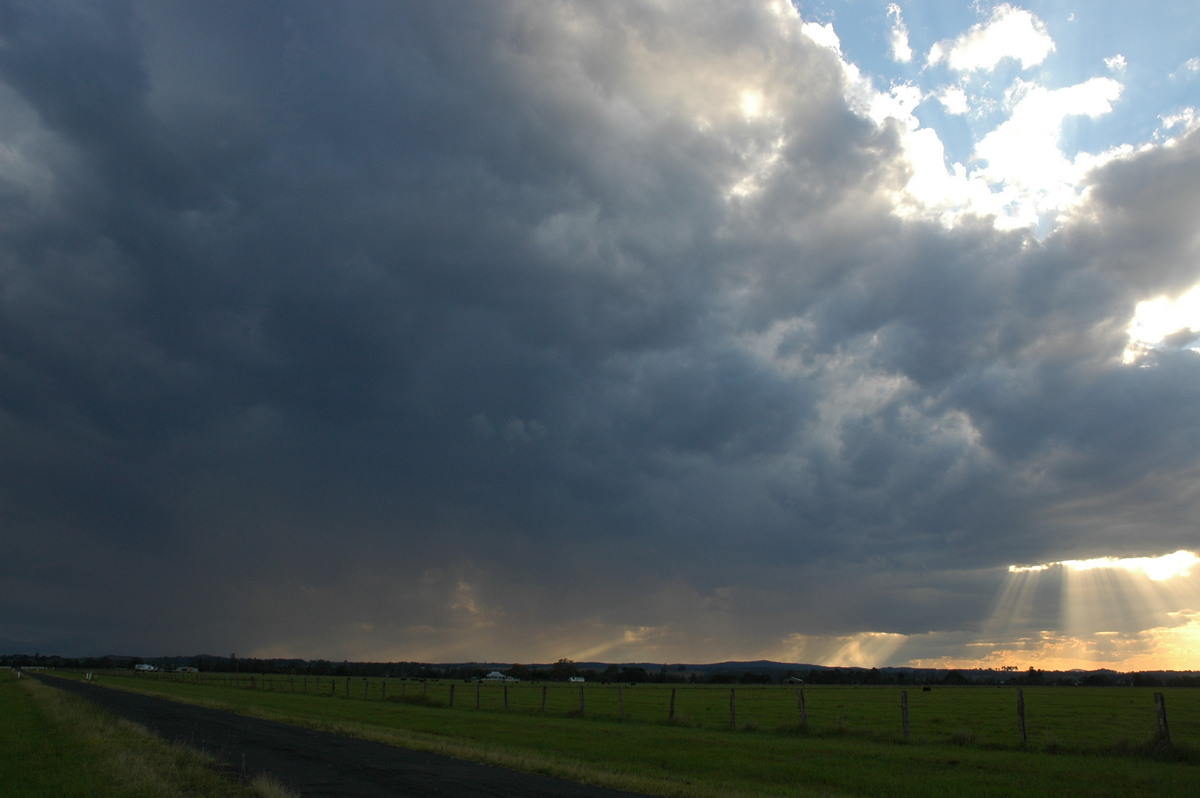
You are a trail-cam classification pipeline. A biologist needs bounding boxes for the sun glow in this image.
[1124,285,1200,363]
[775,631,906,668]
[567,625,670,662]
[740,90,764,119]
[980,550,1200,670]
[1011,549,1199,582]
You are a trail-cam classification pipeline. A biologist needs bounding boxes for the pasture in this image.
[121,671,1200,751]
[0,669,291,797]
[46,670,1200,797]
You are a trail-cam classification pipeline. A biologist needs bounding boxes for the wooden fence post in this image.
[1017,689,1027,745]
[475,681,481,710]
[449,683,455,707]
[579,685,586,715]
[668,688,676,722]
[541,685,548,712]
[345,677,350,697]
[504,683,509,711]
[382,681,387,699]
[363,678,368,699]
[900,691,910,741]
[1155,693,1171,744]
[618,687,625,718]
[798,688,808,727]
[730,688,737,729]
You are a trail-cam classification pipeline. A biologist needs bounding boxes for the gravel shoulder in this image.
[34,674,648,798]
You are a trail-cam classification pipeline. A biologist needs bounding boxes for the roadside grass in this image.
[56,672,1200,798]
[0,671,296,798]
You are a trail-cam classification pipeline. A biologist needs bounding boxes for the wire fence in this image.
[131,670,1199,753]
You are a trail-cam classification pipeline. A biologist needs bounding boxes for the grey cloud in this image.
[1081,134,1200,295]
[3,1,1200,662]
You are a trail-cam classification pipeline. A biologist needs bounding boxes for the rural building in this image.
[483,671,517,681]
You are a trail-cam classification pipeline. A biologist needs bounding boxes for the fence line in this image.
[135,671,1187,752]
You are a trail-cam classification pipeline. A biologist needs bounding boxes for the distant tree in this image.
[1021,667,1045,685]
[619,666,649,683]
[1132,672,1163,687]
[550,658,578,681]
[739,671,770,685]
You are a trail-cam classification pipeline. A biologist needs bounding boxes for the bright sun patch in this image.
[1063,550,1199,582]
[1124,285,1200,363]
[740,89,764,119]
[982,549,1200,670]
[1010,549,1199,581]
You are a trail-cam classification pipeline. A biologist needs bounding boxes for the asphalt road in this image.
[34,674,649,798]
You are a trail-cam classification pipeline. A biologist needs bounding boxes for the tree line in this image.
[5,653,1198,687]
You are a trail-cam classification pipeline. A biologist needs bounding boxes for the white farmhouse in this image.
[483,671,517,681]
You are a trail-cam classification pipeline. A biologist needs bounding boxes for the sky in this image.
[2,1,1199,672]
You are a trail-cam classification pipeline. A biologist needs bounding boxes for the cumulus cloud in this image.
[2,1,1199,669]
[972,77,1124,218]
[936,85,970,115]
[1104,54,1128,73]
[886,3,912,63]
[927,4,1055,72]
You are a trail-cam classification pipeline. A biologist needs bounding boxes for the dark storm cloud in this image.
[2,0,1199,661]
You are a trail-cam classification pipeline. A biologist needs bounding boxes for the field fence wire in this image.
[139,671,1195,754]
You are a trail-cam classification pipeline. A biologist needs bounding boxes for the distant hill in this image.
[5,652,1198,687]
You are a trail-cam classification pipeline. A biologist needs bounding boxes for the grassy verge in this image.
[57,672,1200,798]
[0,671,296,798]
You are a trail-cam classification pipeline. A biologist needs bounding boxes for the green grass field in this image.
[42,670,1200,797]
[0,669,293,797]
[141,672,1200,750]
